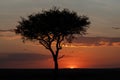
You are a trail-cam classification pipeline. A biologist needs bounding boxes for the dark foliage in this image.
[15,7,90,70]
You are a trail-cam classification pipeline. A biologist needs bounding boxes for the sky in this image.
[0,0,120,68]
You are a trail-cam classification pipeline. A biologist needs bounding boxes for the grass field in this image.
[0,68,120,80]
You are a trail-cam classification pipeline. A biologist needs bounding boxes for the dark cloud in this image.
[0,29,15,37]
[73,37,120,46]
[112,27,120,30]
[0,30,120,46]
[0,29,19,40]
[0,29,14,32]
[0,53,51,66]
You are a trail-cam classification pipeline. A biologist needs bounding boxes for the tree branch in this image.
[39,40,49,49]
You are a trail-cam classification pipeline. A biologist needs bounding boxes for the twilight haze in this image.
[0,0,120,68]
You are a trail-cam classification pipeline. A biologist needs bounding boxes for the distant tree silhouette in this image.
[15,7,90,70]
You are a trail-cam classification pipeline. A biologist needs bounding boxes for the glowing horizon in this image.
[0,0,120,68]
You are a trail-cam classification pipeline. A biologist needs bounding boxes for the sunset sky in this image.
[0,0,120,68]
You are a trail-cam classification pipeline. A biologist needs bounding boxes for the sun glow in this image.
[68,65,78,69]
[69,66,75,69]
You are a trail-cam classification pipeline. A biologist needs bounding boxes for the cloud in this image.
[62,37,120,47]
[0,53,50,62]
[0,30,120,46]
[112,27,120,30]
[0,30,13,37]
[68,37,120,47]
[0,29,14,32]
[0,53,51,67]
[0,29,21,40]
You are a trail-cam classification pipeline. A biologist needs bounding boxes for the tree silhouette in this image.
[15,7,90,70]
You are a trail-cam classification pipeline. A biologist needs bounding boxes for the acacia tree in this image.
[15,7,90,70]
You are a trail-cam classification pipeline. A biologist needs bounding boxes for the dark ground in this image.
[0,68,120,80]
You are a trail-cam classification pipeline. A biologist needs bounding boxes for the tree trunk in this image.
[54,56,58,71]
[53,55,58,80]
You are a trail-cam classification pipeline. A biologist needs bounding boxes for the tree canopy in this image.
[15,7,90,70]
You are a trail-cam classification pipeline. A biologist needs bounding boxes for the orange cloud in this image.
[0,30,120,47]
[0,30,20,40]
[72,37,120,47]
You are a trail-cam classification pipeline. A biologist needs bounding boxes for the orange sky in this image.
[0,32,120,68]
[0,0,120,68]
